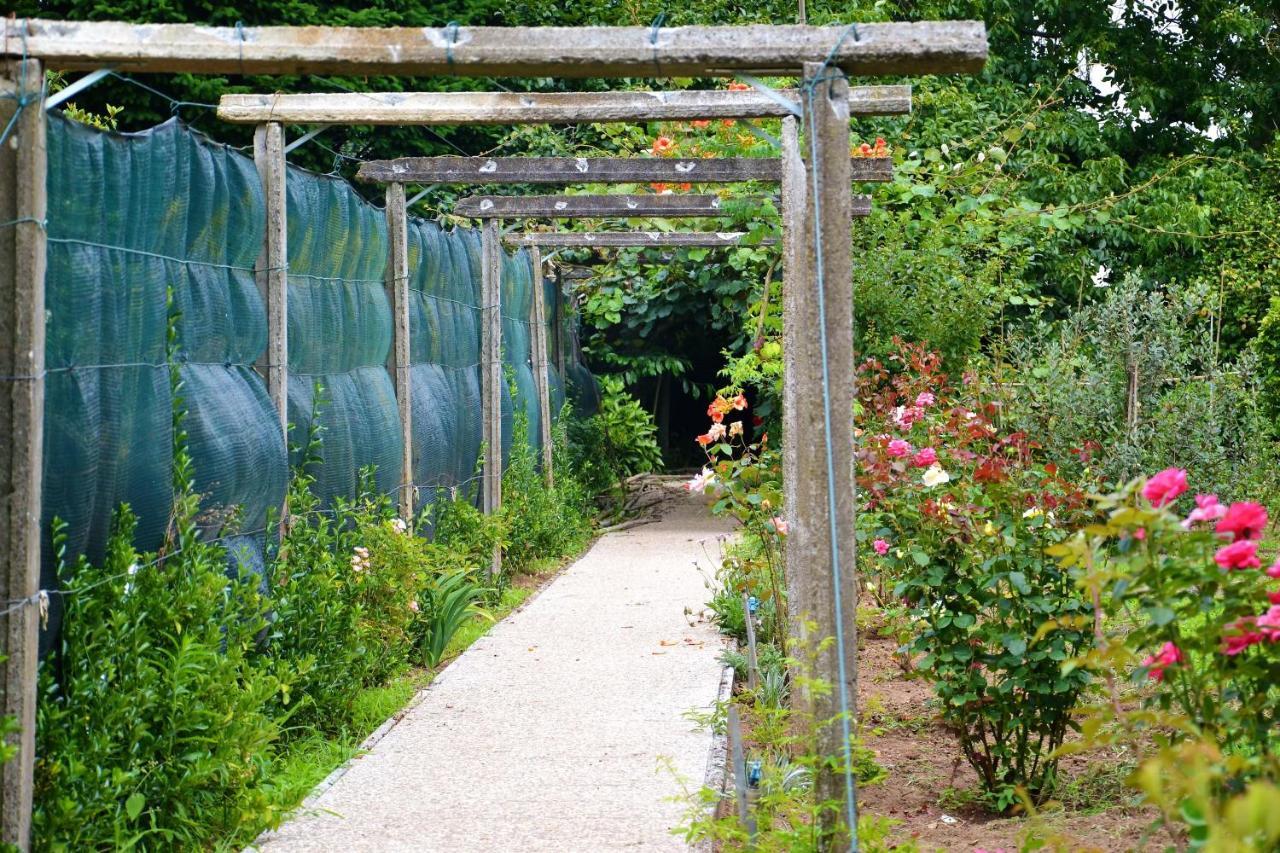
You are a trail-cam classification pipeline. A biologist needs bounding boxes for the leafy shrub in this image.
[998,274,1280,503]
[1050,470,1280,838]
[592,375,663,481]
[427,491,505,571]
[857,342,1094,809]
[267,432,425,731]
[34,382,289,848]
[500,415,592,573]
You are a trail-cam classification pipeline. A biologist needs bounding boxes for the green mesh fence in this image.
[39,115,593,648]
[284,167,401,505]
[405,221,484,506]
[501,248,540,456]
[543,274,568,419]
[41,115,287,645]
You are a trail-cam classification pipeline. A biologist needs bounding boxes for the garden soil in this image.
[857,622,1164,851]
[255,486,731,852]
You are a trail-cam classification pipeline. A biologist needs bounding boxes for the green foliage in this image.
[858,344,1093,808]
[35,508,288,850]
[500,415,593,573]
[996,274,1280,502]
[597,376,663,476]
[415,570,491,668]
[426,491,505,570]
[34,351,290,848]
[677,640,901,851]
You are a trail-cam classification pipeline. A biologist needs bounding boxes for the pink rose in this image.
[1216,502,1269,542]
[1142,467,1188,508]
[1215,539,1262,570]
[1256,605,1280,641]
[1132,528,1147,541]
[892,406,924,429]
[886,439,912,458]
[912,447,938,468]
[1223,619,1265,655]
[1269,558,1280,579]
[771,516,790,536]
[1141,641,1183,681]
[915,391,936,407]
[1182,493,1228,528]
[873,538,890,555]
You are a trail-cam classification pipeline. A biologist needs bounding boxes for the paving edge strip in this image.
[691,664,737,853]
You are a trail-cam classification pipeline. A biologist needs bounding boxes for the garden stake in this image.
[728,705,757,840]
[743,592,761,693]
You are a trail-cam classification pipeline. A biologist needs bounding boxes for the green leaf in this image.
[126,792,145,821]
[1002,634,1027,657]
[1008,572,1031,594]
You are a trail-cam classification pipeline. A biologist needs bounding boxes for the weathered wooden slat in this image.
[357,156,893,185]
[504,231,772,248]
[0,58,46,852]
[479,220,503,574]
[457,194,872,219]
[6,19,987,77]
[384,183,413,523]
[527,247,554,488]
[220,86,912,125]
[253,123,288,438]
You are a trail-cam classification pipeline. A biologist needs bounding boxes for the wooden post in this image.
[553,266,567,382]
[0,57,47,851]
[480,219,503,573]
[780,115,811,645]
[385,183,413,522]
[527,246,554,488]
[784,63,860,845]
[253,122,288,440]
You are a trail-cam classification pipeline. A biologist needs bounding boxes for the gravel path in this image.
[256,486,731,852]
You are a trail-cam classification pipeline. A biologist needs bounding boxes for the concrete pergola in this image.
[1,18,987,849]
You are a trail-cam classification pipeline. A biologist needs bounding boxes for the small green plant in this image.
[594,374,663,480]
[500,414,592,573]
[416,570,492,668]
[427,491,505,571]
[676,641,899,851]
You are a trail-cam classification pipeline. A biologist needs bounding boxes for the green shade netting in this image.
[41,115,287,646]
[39,116,595,648]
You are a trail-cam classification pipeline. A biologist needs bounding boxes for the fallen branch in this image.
[598,516,661,535]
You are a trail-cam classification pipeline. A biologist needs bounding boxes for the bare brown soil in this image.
[856,627,1166,851]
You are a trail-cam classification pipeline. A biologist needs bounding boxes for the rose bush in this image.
[1049,468,1280,805]
[856,343,1094,809]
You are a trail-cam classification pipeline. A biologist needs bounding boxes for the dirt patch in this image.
[856,628,1161,851]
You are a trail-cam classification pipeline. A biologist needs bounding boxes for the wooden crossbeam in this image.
[504,231,776,248]
[6,19,987,77]
[219,86,912,125]
[358,156,893,185]
[456,194,872,218]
